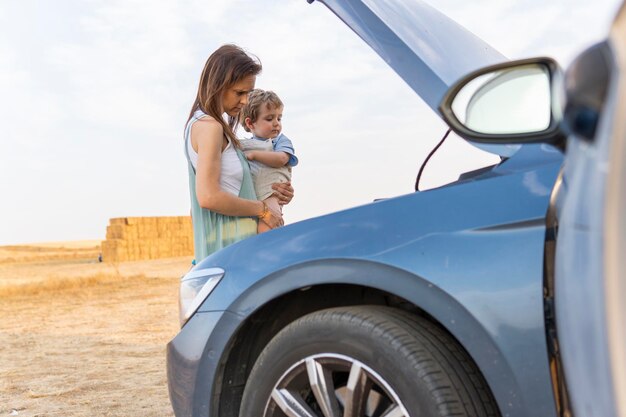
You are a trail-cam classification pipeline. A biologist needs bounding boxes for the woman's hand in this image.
[272,182,294,205]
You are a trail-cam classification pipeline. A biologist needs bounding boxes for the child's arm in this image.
[245,150,290,168]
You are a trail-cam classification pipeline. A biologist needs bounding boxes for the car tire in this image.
[239,306,500,417]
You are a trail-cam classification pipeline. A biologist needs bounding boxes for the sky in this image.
[0,0,621,245]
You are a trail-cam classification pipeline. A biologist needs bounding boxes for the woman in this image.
[184,44,293,261]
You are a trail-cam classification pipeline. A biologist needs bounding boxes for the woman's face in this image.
[221,75,256,117]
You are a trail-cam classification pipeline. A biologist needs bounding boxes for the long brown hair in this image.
[187,44,262,147]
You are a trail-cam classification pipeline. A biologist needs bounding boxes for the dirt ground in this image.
[0,242,191,416]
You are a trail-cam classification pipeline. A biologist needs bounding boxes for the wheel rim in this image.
[263,353,410,417]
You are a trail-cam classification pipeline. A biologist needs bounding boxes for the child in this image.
[240,89,298,233]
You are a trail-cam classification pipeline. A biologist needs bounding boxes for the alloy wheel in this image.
[263,353,409,417]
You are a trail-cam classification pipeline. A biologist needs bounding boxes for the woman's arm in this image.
[192,119,282,226]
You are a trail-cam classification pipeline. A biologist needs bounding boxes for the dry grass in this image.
[0,241,191,416]
[0,243,191,291]
[0,241,102,264]
[0,273,135,298]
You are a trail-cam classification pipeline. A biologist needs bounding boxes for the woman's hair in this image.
[188,44,262,146]
[240,89,284,132]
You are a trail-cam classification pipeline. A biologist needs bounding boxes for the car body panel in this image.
[167,312,222,417]
[167,144,563,417]
[314,0,506,113]
[555,5,626,416]
[605,8,626,414]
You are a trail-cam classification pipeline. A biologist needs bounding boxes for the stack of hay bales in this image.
[101,216,193,262]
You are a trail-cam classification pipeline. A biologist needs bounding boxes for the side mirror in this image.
[439,58,563,144]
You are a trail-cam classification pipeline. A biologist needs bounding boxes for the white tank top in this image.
[187,115,243,196]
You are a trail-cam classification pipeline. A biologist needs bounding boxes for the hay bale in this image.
[101,216,194,263]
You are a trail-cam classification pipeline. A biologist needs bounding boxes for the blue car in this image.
[167,1,626,416]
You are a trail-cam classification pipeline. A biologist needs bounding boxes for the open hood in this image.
[311,0,507,112]
[310,0,517,156]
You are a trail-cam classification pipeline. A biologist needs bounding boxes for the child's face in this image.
[248,104,283,139]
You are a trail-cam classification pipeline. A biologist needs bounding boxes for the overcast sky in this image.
[0,0,621,245]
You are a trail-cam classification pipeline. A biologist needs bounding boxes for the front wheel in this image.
[239,306,500,417]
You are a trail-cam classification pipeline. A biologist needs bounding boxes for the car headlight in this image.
[178,267,224,327]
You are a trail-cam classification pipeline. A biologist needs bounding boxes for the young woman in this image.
[184,44,293,261]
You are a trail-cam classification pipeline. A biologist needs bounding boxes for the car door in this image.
[554,3,626,417]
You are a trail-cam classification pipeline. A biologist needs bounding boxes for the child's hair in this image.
[241,89,284,132]
[187,44,262,147]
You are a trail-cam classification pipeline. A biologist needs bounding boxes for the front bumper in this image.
[167,310,235,417]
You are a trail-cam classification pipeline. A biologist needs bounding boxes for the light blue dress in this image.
[184,111,258,262]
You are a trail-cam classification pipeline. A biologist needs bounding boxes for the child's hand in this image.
[261,207,283,229]
[245,151,255,161]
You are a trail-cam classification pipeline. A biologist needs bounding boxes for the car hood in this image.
[313,0,506,111]
[311,0,517,156]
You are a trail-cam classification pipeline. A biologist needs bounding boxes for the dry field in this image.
[0,241,191,416]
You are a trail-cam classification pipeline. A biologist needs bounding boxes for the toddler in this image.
[240,89,298,233]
